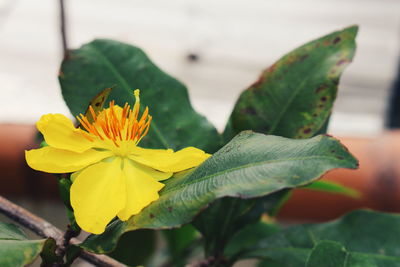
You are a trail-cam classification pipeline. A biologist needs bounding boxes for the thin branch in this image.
[59,0,69,58]
[0,195,125,267]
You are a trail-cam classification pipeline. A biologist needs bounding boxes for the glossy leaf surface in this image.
[81,131,357,253]
[59,39,221,152]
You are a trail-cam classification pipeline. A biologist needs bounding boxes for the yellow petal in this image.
[71,158,126,234]
[128,147,210,173]
[37,113,94,153]
[117,159,165,221]
[25,146,113,173]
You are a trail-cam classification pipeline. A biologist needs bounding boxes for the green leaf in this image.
[303,180,360,198]
[224,25,358,140]
[40,238,60,266]
[65,245,82,266]
[305,241,349,267]
[0,223,51,267]
[162,224,199,266]
[240,210,400,266]
[225,221,280,262]
[81,220,127,254]
[107,230,156,266]
[193,197,261,257]
[58,178,72,209]
[58,178,80,233]
[306,240,400,267]
[81,131,357,253]
[59,39,221,152]
[193,191,288,257]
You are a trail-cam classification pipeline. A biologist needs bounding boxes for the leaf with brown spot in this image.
[224,25,358,141]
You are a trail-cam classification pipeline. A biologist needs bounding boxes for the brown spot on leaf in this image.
[167,207,173,212]
[266,63,278,73]
[333,37,341,44]
[303,128,312,134]
[149,213,155,219]
[316,85,328,93]
[250,75,266,88]
[312,113,318,117]
[336,156,344,160]
[320,96,327,102]
[299,54,309,62]
[331,150,336,153]
[336,59,348,66]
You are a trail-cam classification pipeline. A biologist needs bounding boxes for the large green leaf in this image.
[0,222,53,267]
[239,210,400,267]
[81,131,357,253]
[59,39,221,152]
[224,25,358,140]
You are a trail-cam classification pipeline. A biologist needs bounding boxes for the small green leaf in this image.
[59,39,221,152]
[81,131,357,253]
[303,180,360,198]
[0,223,51,267]
[224,25,358,141]
[239,210,400,266]
[40,238,60,266]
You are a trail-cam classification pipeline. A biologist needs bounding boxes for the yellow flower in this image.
[25,90,210,234]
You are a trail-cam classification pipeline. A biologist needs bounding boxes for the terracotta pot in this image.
[278,131,400,221]
[0,124,57,198]
[1,123,399,221]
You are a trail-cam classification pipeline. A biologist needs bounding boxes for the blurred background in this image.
[1,0,399,135]
[0,1,400,264]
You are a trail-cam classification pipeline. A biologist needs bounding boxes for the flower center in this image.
[77,89,152,148]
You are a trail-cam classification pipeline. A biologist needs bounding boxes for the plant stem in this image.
[59,0,69,58]
[0,195,125,267]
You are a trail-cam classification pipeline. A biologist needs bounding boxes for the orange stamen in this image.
[76,90,152,146]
